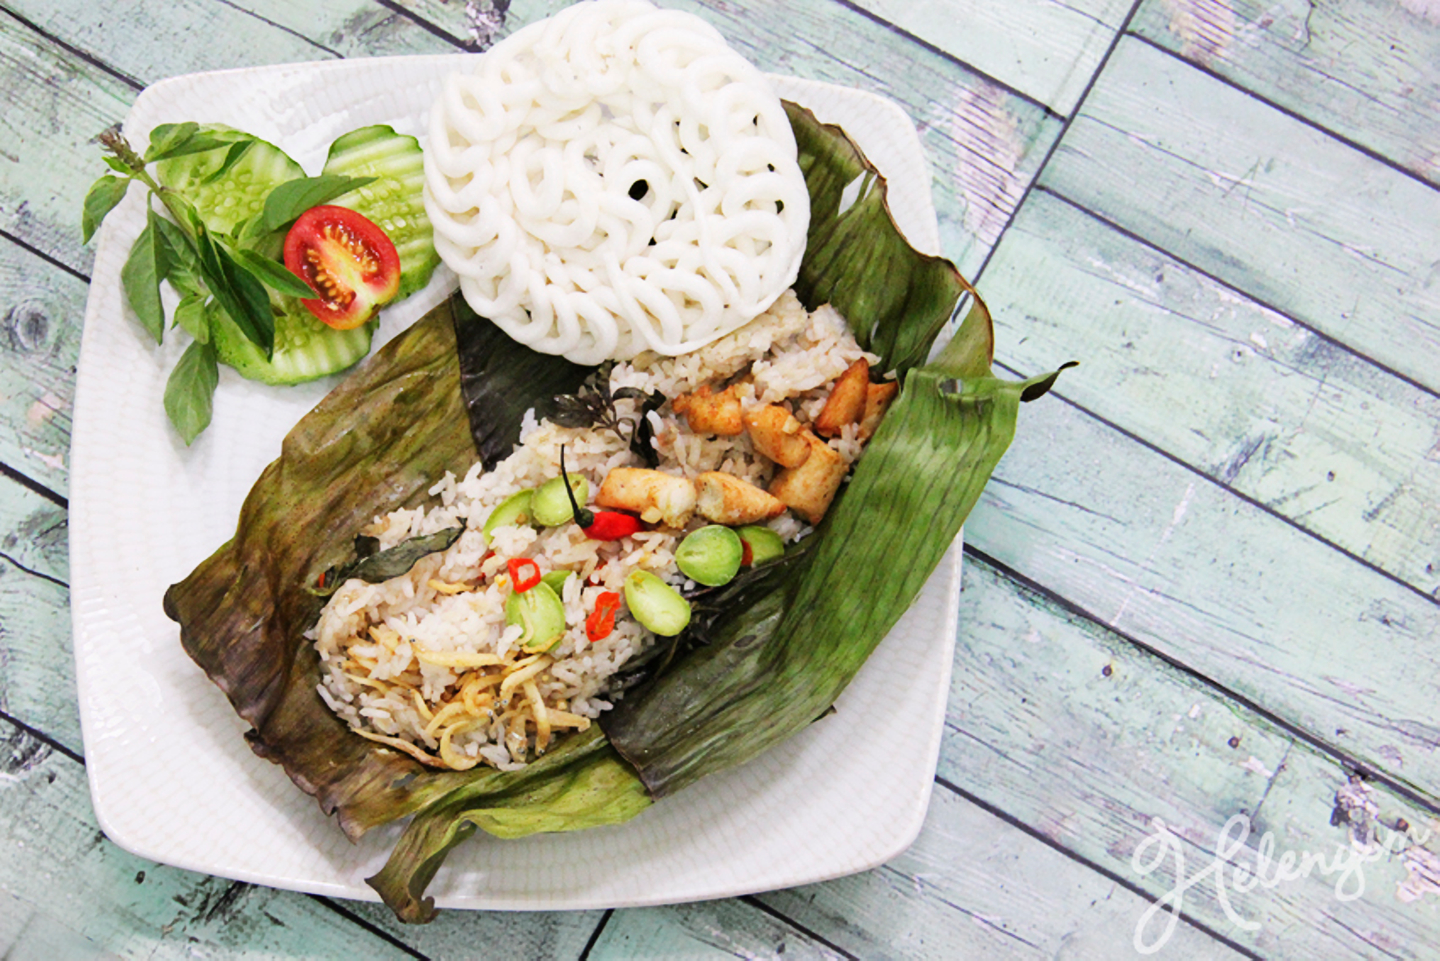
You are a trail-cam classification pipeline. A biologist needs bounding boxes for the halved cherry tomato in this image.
[283,205,400,330]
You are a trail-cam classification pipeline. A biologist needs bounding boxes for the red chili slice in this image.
[586,591,621,643]
[506,557,541,592]
[283,205,400,330]
[583,511,644,541]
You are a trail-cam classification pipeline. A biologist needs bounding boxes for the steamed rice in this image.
[313,290,882,771]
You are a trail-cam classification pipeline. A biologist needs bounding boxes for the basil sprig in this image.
[82,125,372,445]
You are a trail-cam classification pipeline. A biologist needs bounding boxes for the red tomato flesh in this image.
[283,205,401,330]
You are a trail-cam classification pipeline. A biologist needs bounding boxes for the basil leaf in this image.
[154,216,204,297]
[259,175,376,234]
[145,122,235,163]
[172,293,209,344]
[311,526,465,597]
[101,156,134,176]
[121,208,167,344]
[200,138,254,185]
[164,339,219,445]
[195,230,275,357]
[232,247,316,299]
[82,175,131,244]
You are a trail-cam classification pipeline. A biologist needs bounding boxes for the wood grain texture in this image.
[756,785,1241,959]
[587,901,846,960]
[938,554,1440,958]
[963,386,1440,805]
[0,476,76,750]
[847,0,1131,113]
[980,188,1440,598]
[1131,0,1440,187]
[0,241,85,495]
[0,717,417,960]
[392,0,1066,274]
[1039,36,1440,394]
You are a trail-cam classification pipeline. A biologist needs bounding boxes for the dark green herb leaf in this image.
[200,139,254,185]
[172,293,209,344]
[145,122,235,164]
[232,247,317,299]
[311,527,465,597]
[146,122,199,159]
[259,175,376,235]
[82,175,131,244]
[163,339,219,445]
[154,216,204,297]
[121,208,167,344]
[195,230,275,357]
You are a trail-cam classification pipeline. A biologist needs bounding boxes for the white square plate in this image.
[69,54,961,910]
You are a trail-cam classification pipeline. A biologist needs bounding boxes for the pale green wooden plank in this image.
[0,241,84,494]
[758,785,1241,959]
[0,2,454,275]
[341,901,604,959]
[980,189,1440,596]
[588,899,845,960]
[0,718,418,960]
[933,555,1440,957]
[0,476,76,750]
[1132,0,1440,186]
[848,0,1130,113]
[0,18,133,275]
[392,0,1065,273]
[1039,36,1440,393]
[963,384,1440,804]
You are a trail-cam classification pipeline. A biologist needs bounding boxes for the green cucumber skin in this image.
[322,124,440,299]
[154,126,303,237]
[211,303,374,386]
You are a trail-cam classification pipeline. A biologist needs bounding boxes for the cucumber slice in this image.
[210,298,374,386]
[155,126,303,237]
[322,125,440,299]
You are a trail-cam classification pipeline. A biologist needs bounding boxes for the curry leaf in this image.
[259,175,376,234]
[312,526,466,597]
[164,339,219,445]
[82,174,131,244]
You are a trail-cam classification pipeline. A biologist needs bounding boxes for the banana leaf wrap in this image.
[165,102,1069,923]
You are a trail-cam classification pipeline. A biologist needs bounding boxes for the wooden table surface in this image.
[4,0,1440,957]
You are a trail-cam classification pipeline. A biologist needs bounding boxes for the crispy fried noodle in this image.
[423,0,811,363]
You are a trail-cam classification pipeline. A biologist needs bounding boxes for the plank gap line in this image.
[740,893,862,960]
[0,550,68,590]
[306,895,432,960]
[214,0,346,59]
[969,0,1148,282]
[961,543,1440,820]
[0,708,84,765]
[1031,183,1440,405]
[0,2,144,91]
[932,774,1264,961]
[1123,30,1440,196]
[0,228,91,285]
[823,0,1063,119]
[576,907,614,961]
[991,352,1440,611]
[0,462,68,510]
[369,0,473,50]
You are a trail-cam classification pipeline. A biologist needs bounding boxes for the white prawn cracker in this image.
[424,0,810,363]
